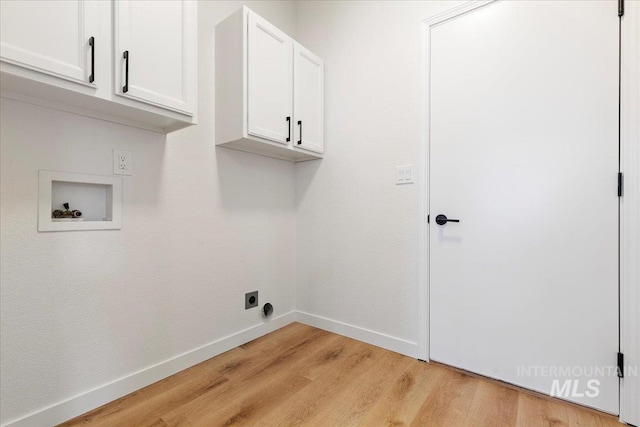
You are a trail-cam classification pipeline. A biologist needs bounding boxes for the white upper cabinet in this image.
[294,44,324,154]
[0,0,197,133]
[216,6,324,162]
[0,0,99,85]
[114,0,196,115]
[247,12,293,144]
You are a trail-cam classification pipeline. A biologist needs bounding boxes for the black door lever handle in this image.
[435,214,460,225]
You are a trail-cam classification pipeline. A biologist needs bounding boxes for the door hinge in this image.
[618,172,624,197]
[617,352,624,378]
[428,214,430,224]
[619,0,624,17]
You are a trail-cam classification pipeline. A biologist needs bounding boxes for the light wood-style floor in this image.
[59,323,621,427]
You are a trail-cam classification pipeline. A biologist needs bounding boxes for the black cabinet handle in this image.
[88,37,95,83]
[122,50,129,93]
[286,117,291,142]
[435,214,460,225]
[297,120,302,145]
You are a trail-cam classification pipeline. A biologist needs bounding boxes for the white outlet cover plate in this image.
[113,149,132,176]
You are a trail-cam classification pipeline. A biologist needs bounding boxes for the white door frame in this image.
[620,2,640,424]
[417,1,639,422]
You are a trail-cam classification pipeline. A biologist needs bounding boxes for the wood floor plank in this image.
[566,405,620,427]
[463,380,519,427]
[159,327,337,426]
[58,323,322,427]
[304,349,413,426]
[239,322,312,351]
[58,362,230,427]
[259,339,385,426]
[410,366,480,427]
[58,323,624,427]
[294,334,360,381]
[515,392,569,427]
[359,360,447,427]
[191,373,311,427]
[212,324,325,380]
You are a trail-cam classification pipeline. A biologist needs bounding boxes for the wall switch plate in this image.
[396,165,414,184]
[113,149,132,176]
[245,291,258,309]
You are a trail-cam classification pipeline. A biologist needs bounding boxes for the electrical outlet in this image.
[245,291,258,309]
[113,150,132,176]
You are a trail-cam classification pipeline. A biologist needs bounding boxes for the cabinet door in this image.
[293,44,324,153]
[0,0,98,85]
[115,0,196,115]
[247,11,293,145]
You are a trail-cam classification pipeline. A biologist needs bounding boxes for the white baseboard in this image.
[295,311,418,358]
[2,311,296,427]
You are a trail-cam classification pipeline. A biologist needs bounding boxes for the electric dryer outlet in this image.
[245,291,258,309]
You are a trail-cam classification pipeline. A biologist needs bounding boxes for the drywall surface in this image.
[0,1,297,424]
[294,1,462,351]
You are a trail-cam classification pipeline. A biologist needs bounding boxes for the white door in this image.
[429,0,619,413]
[294,43,324,154]
[115,0,196,115]
[0,0,99,85]
[247,11,292,145]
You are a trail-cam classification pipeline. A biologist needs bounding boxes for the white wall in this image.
[294,1,461,354]
[0,1,298,425]
[294,1,638,421]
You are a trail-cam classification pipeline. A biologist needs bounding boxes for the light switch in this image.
[396,165,414,185]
